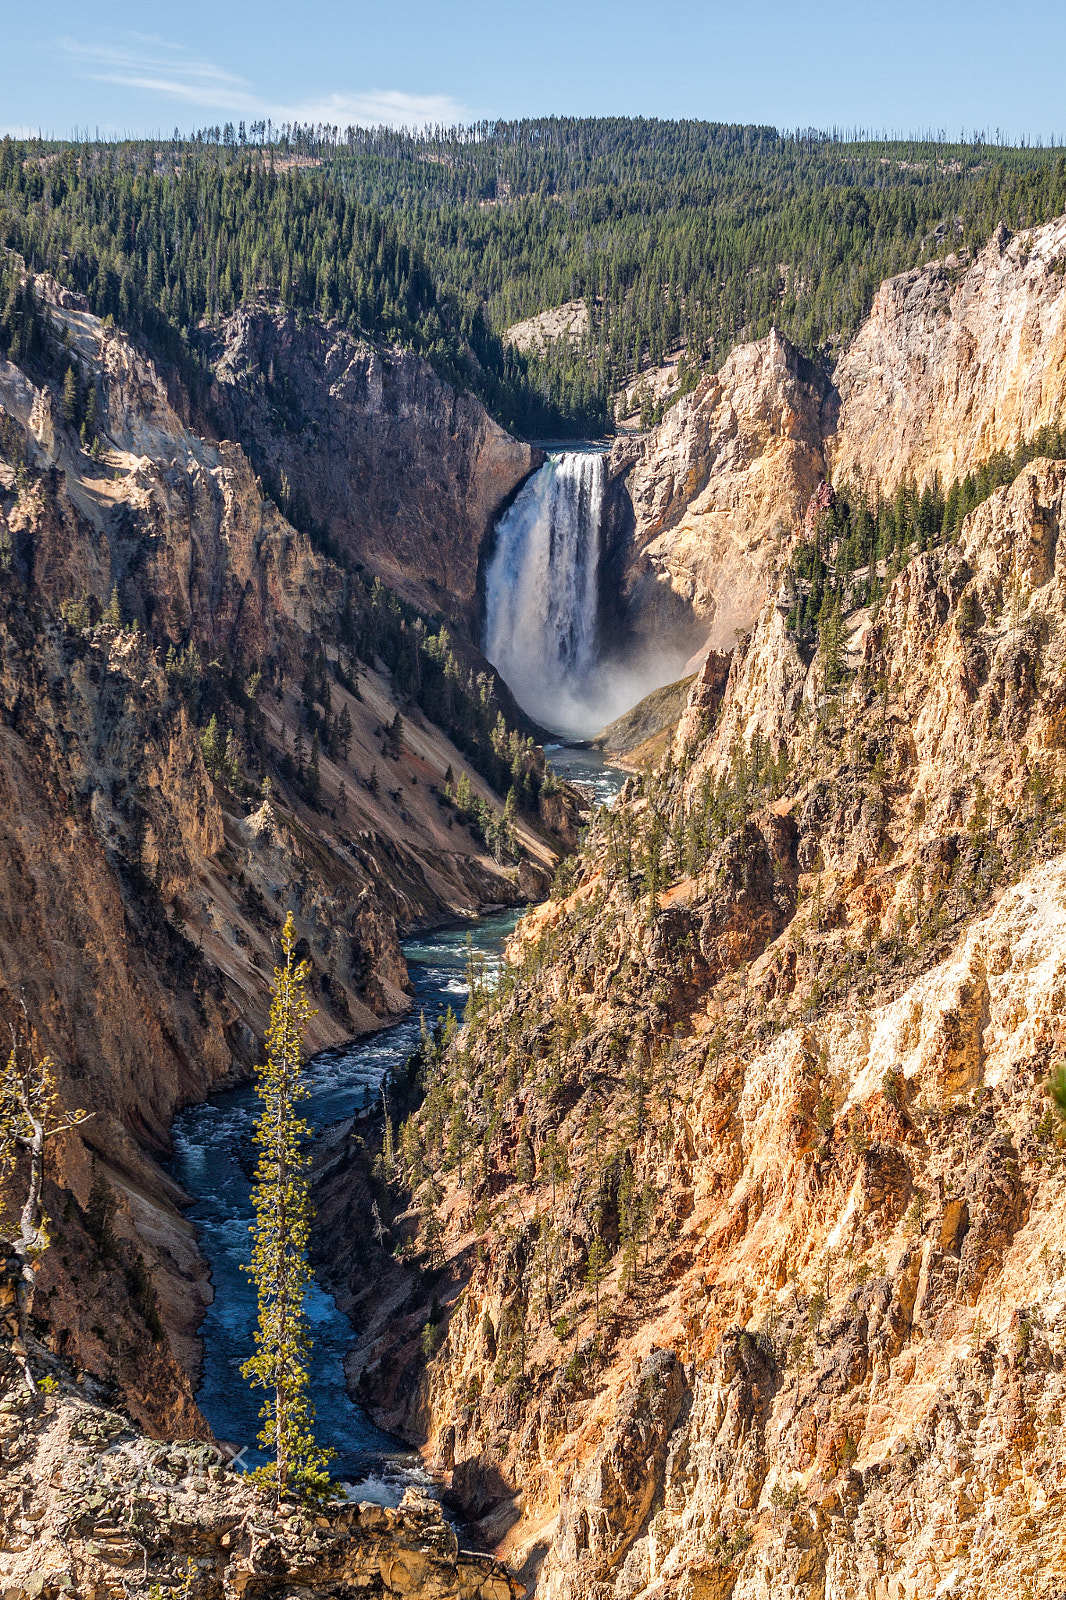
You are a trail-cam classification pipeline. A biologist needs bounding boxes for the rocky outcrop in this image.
[604,215,1066,679]
[505,301,589,356]
[691,453,1066,823]
[592,673,702,768]
[543,1347,687,1600]
[609,330,832,653]
[678,602,807,771]
[829,216,1066,491]
[671,649,732,756]
[0,1325,521,1600]
[204,303,540,624]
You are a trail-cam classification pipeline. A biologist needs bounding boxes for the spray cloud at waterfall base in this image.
[484,451,687,739]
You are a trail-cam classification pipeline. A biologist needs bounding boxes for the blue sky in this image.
[7,0,1066,141]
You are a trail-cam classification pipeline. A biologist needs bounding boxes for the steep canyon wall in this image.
[609,214,1066,666]
[322,453,1066,1598]
[204,302,540,626]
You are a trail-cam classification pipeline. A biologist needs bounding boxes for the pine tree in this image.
[103,585,121,627]
[585,1235,609,1325]
[456,771,472,817]
[401,1117,426,1186]
[0,1033,91,1391]
[337,704,353,760]
[381,1083,395,1181]
[445,1102,467,1185]
[225,728,242,785]
[61,364,78,427]
[200,715,224,781]
[241,912,333,1499]
[542,1128,571,1217]
[818,593,845,690]
[308,732,320,801]
[515,1123,534,1187]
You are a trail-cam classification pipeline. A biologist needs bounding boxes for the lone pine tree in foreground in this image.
[243,912,333,1498]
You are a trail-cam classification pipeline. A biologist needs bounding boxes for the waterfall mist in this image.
[484,452,687,738]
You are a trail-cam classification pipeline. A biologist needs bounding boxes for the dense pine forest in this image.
[3,119,1066,436]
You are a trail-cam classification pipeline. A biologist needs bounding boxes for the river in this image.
[167,748,625,1502]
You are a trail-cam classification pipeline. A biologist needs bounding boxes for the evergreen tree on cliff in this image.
[0,1030,92,1392]
[243,912,333,1499]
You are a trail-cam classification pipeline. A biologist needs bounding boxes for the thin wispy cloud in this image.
[57,34,470,129]
[285,90,471,129]
[60,37,253,109]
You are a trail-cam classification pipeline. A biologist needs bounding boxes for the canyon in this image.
[0,273,573,1442]
[2,203,1066,1600]
[317,226,1066,1598]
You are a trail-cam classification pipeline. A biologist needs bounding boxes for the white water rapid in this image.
[484,451,609,736]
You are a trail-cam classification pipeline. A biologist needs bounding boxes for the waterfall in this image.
[484,452,607,735]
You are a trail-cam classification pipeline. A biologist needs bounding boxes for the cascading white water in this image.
[484,451,607,735]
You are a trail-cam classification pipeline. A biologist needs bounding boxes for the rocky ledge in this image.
[0,1321,521,1600]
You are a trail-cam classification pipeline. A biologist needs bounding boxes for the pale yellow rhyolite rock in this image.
[504,300,590,357]
[829,217,1066,493]
[615,214,1066,667]
[357,455,1066,1599]
[612,328,830,654]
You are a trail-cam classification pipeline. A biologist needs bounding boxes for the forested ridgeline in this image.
[0,137,590,438]
[3,123,1066,437]
[327,121,1066,393]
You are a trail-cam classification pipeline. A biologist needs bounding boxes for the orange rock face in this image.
[327,431,1066,1599]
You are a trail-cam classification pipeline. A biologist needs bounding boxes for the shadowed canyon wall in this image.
[203,302,541,626]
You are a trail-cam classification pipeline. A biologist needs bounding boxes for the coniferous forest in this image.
[3,120,1066,436]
